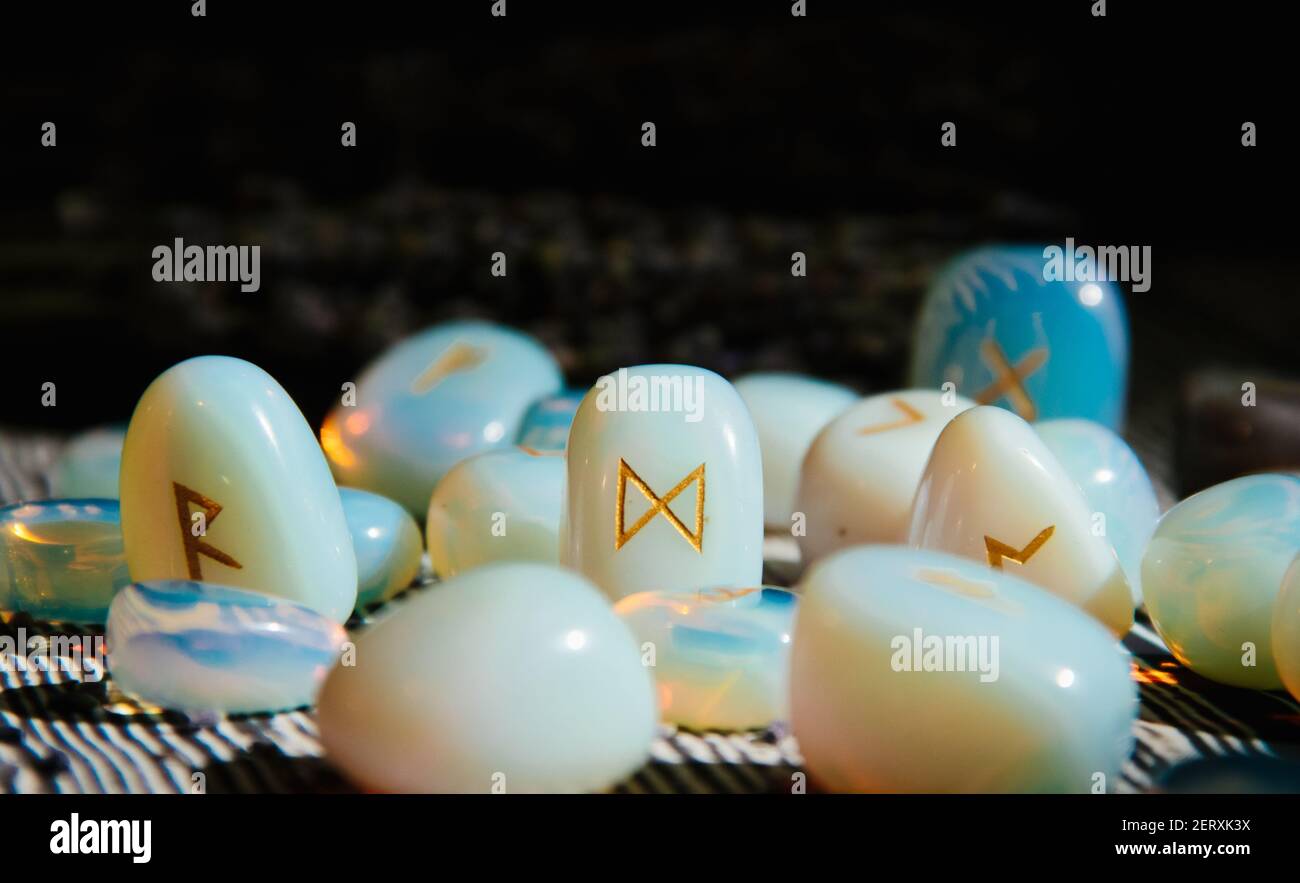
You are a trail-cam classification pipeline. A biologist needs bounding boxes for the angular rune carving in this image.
[173,481,243,580]
[614,459,705,553]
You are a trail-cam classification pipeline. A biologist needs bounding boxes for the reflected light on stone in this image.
[565,629,588,651]
[483,421,506,443]
[320,416,357,469]
[345,412,371,435]
[1056,668,1076,688]
[1079,284,1103,307]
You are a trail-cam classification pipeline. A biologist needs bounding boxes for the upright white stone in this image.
[564,365,763,602]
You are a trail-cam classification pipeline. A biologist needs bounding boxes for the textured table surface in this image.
[3,431,1300,794]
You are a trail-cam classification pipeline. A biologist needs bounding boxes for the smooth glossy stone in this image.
[1276,556,1300,703]
[909,246,1129,429]
[515,390,584,453]
[106,580,347,714]
[120,356,357,623]
[792,546,1136,793]
[1177,368,1300,496]
[797,389,974,564]
[320,321,563,515]
[1036,419,1159,606]
[50,426,126,500]
[0,499,129,623]
[426,447,563,579]
[340,487,423,608]
[1143,474,1300,689]
[563,365,763,602]
[317,563,655,793]
[614,586,796,731]
[733,373,857,529]
[908,406,1132,636]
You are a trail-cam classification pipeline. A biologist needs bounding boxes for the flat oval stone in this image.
[797,388,974,565]
[1144,473,1300,689]
[909,405,1132,637]
[792,546,1135,793]
[1037,418,1159,606]
[120,356,357,623]
[515,390,584,453]
[733,373,857,529]
[564,365,763,602]
[909,246,1129,429]
[614,586,796,731]
[320,321,563,515]
[426,447,563,579]
[106,580,347,714]
[50,426,126,500]
[340,487,423,608]
[0,499,130,623]
[317,563,655,793]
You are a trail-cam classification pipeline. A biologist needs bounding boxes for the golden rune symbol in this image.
[984,525,1055,569]
[172,482,243,580]
[974,339,1049,421]
[410,341,488,395]
[615,459,705,553]
[858,397,925,436]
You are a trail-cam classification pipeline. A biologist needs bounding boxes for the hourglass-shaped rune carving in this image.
[173,481,243,579]
[614,459,705,553]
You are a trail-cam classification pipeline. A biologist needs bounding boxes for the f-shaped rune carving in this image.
[615,459,705,553]
[858,397,925,436]
[974,339,1049,421]
[984,525,1055,569]
[173,481,243,580]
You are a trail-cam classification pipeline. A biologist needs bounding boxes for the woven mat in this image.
[4,431,1300,794]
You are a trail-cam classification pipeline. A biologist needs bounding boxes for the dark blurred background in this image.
[1,0,1295,494]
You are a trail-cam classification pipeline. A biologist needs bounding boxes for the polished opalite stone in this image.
[1037,418,1159,606]
[426,447,562,579]
[120,356,357,624]
[614,586,796,731]
[563,365,764,602]
[50,426,126,500]
[515,390,584,453]
[909,246,1129,429]
[1270,556,1300,703]
[792,546,1136,793]
[339,487,423,608]
[106,580,348,714]
[0,499,130,623]
[796,388,974,564]
[320,321,563,516]
[317,563,655,793]
[909,406,1132,637]
[733,373,856,529]
[1143,474,1300,689]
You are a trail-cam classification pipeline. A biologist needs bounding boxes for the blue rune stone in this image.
[910,246,1129,429]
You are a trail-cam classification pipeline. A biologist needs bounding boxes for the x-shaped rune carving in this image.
[974,338,1049,421]
[615,459,705,553]
[173,481,243,580]
[984,525,1055,569]
[858,397,925,436]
